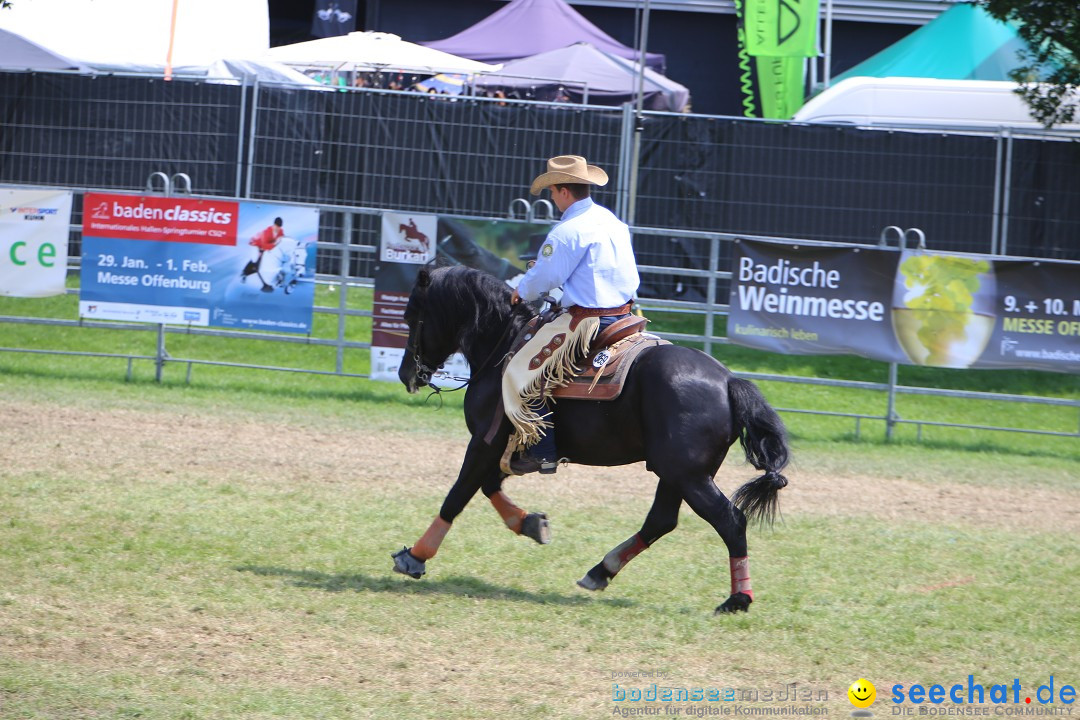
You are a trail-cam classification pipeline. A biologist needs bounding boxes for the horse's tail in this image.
[727,376,790,527]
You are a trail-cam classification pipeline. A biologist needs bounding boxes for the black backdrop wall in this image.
[2,72,1077,286]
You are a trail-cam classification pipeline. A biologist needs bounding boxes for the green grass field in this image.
[1,285,1078,719]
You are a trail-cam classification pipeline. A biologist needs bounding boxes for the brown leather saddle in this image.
[483,309,669,445]
[506,310,668,401]
[550,315,668,401]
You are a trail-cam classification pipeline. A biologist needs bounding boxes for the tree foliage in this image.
[981,0,1080,127]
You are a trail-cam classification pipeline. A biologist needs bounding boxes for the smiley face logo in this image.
[848,679,876,709]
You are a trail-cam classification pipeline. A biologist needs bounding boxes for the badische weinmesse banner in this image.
[728,239,1079,374]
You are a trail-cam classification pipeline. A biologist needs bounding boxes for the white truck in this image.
[793,76,1080,134]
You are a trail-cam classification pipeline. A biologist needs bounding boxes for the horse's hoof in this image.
[391,546,426,579]
[576,572,608,592]
[520,512,550,545]
[576,562,611,591]
[714,592,753,615]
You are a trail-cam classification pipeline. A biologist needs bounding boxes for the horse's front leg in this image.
[469,383,549,545]
[483,474,550,545]
[392,437,523,579]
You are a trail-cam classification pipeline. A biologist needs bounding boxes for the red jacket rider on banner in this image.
[241,217,284,293]
[250,219,284,251]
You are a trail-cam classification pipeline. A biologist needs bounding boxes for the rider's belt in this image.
[567,302,632,330]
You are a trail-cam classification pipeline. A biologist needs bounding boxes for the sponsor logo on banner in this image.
[380,213,437,265]
[9,205,62,219]
[0,189,73,298]
[83,193,239,246]
[744,0,819,57]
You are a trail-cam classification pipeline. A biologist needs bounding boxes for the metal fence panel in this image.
[634,116,1001,252]
[0,72,244,196]
[0,182,1076,442]
[1,71,1078,442]
[3,72,1078,266]
[1004,135,1080,260]
[248,86,625,217]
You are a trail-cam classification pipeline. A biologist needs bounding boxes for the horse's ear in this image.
[417,268,430,288]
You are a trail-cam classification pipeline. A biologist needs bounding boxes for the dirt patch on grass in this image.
[3,399,1078,533]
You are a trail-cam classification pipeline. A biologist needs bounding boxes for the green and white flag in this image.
[756,55,805,119]
[745,0,820,57]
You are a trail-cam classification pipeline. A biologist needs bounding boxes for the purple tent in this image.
[473,43,689,111]
[422,0,665,73]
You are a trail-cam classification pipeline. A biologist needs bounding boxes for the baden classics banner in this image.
[0,188,73,298]
[79,193,319,332]
[729,240,1080,374]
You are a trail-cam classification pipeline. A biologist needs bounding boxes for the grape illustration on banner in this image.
[892,253,996,368]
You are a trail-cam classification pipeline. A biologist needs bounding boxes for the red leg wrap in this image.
[490,491,527,534]
[730,556,753,600]
[601,533,649,576]
[411,517,451,561]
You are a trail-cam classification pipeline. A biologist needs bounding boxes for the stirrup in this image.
[508,452,559,476]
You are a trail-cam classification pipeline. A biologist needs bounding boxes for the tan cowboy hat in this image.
[529,155,609,196]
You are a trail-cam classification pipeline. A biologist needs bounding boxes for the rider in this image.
[507,155,640,475]
[243,217,284,293]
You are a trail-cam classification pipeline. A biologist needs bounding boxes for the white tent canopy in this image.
[0,0,269,68]
[265,32,502,75]
[0,28,93,73]
[0,2,322,85]
[202,59,325,86]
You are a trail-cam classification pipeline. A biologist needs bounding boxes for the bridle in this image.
[405,317,442,387]
[405,301,520,400]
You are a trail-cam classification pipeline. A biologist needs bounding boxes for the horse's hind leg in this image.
[679,477,754,614]
[577,480,681,591]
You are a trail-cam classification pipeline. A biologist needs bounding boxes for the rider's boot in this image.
[509,423,558,475]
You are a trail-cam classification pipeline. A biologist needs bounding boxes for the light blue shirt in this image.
[516,198,640,308]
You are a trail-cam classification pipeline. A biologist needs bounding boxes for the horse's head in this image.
[398,267,457,393]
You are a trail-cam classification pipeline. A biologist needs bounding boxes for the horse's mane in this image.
[423,265,533,357]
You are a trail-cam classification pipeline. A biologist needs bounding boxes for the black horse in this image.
[393,265,790,614]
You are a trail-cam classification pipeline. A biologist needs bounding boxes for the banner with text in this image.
[79,193,319,333]
[371,212,550,382]
[755,55,804,120]
[0,188,73,297]
[729,239,1080,374]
